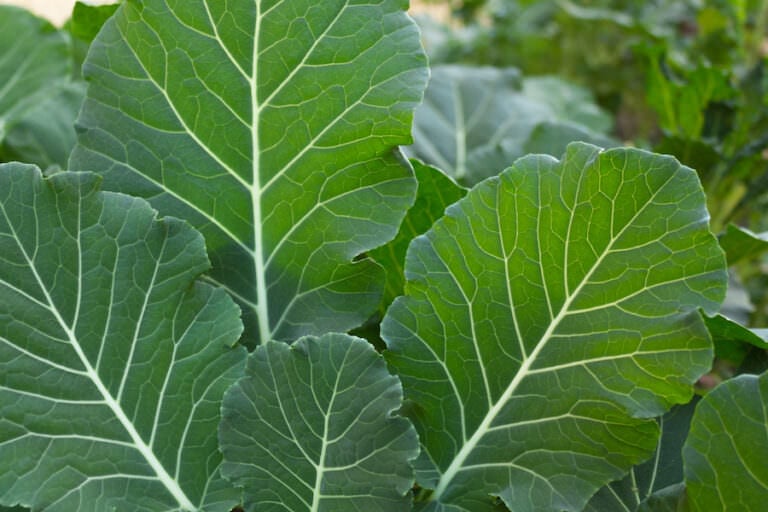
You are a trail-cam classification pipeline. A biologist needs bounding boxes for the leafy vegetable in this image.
[383,142,727,511]
[219,333,418,511]
[70,0,429,345]
[684,371,768,510]
[0,163,246,511]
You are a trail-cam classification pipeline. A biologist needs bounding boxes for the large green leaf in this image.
[684,371,768,511]
[382,142,727,511]
[219,333,418,511]
[406,65,616,185]
[70,0,428,345]
[0,6,81,170]
[0,163,246,511]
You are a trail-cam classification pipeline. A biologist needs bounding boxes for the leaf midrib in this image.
[430,158,683,502]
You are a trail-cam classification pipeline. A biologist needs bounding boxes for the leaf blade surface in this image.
[219,333,418,512]
[683,372,768,511]
[382,142,727,511]
[0,163,246,511]
[69,0,428,345]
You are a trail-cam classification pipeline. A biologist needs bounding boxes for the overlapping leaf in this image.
[382,142,727,511]
[70,0,428,345]
[585,399,698,511]
[405,65,616,185]
[0,6,82,170]
[0,163,246,511]
[370,160,466,312]
[219,333,418,512]
[684,371,768,511]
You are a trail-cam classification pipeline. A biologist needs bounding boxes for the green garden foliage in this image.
[0,1,767,511]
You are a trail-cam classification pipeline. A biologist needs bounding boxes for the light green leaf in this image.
[0,163,246,511]
[521,76,614,134]
[382,142,727,512]
[684,372,768,511]
[0,6,80,170]
[219,333,418,512]
[370,160,466,313]
[70,0,428,345]
[406,65,616,185]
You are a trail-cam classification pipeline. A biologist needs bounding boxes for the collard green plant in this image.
[2,1,767,510]
[70,0,428,346]
[383,142,727,511]
[0,163,246,511]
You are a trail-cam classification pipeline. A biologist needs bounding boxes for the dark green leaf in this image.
[0,6,79,170]
[0,163,246,511]
[718,224,768,266]
[585,398,699,512]
[407,65,615,185]
[370,160,466,312]
[684,372,768,510]
[219,334,418,512]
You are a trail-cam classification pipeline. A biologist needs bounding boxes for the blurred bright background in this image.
[0,0,448,26]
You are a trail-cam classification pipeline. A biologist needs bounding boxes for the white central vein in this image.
[431,161,682,501]
[251,0,271,344]
[1,197,195,510]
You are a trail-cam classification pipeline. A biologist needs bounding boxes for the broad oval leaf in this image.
[683,371,768,510]
[219,333,418,512]
[0,163,246,511]
[382,142,727,511]
[70,0,428,345]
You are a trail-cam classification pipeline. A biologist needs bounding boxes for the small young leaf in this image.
[383,142,727,512]
[684,372,768,511]
[0,163,246,511]
[219,333,418,512]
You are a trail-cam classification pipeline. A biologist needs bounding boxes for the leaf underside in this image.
[382,142,727,512]
[0,163,246,511]
[70,0,428,345]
